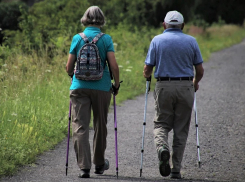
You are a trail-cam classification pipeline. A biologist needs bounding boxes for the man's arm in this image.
[143,65,153,78]
[194,63,204,92]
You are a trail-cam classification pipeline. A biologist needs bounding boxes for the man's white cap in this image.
[164,11,184,25]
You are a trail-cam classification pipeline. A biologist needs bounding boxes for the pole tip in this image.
[140,169,142,177]
[198,161,201,168]
[116,172,118,179]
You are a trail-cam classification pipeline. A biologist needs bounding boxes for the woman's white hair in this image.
[81,6,105,27]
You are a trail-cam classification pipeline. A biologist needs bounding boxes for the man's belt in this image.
[157,77,193,81]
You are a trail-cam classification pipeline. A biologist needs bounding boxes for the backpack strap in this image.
[92,32,105,43]
[79,32,89,43]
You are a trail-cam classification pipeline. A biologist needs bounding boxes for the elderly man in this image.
[143,10,204,179]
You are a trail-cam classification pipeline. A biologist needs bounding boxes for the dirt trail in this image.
[1,39,245,182]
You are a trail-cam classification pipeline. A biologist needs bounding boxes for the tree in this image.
[0,1,28,30]
[194,0,245,25]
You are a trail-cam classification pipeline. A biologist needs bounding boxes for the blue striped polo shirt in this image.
[145,28,203,78]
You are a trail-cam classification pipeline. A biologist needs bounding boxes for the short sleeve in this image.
[104,34,114,52]
[193,40,203,65]
[69,34,82,55]
[145,40,156,66]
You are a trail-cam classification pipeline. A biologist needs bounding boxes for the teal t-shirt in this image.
[69,27,114,91]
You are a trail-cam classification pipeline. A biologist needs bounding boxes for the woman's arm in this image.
[107,52,120,93]
[66,54,76,76]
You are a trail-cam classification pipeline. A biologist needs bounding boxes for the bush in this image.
[0,1,28,30]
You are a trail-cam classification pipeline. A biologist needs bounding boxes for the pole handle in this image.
[146,76,152,93]
[146,75,151,81]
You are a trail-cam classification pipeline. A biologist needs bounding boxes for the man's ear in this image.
[162,22,167,29]
[181,23,185,30]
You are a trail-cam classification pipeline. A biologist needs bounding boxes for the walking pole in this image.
[66,78,72,176]
[113,94,119,178]
[112,81,122,178]
[194,92,201,168]
[140,76,151,177]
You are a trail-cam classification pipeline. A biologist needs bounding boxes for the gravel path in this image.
[1,39,245,182]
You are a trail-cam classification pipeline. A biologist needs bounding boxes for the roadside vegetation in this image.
[1,0,245,177]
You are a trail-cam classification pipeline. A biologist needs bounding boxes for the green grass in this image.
[187,24,245,61]
[0,54,70,175]
[0,24,245,176]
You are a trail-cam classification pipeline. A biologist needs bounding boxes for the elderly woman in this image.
[66,6,120,178]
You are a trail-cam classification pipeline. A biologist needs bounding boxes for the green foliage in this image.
[194,25,245,62]
[194,0,245,25]
[0,51,70,176]
[3,0,91,54]
[0,46,11,69]
[191,15,210,31]
[2,0,245,53]
[107,24,161,103]
[212,16,226,27]
[0,1,28,30]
